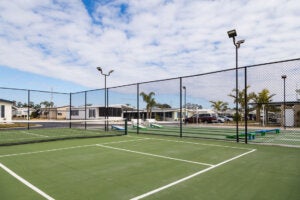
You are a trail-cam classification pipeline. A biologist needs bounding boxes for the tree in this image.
[156,103,171,109]
[40,101,54,119]
[228,86,256,121]
[184,103,202,109]
[252,89,276,123]
[140,92,156,119]
[228,86,256,112]
[209,100,228,113]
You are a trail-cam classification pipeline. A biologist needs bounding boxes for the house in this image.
[31,106,69,120]
[66,104,127,120]
[13,107,35,119]
[0,99,14,122]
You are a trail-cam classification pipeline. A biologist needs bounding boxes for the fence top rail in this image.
[1,58,299,94]
[0,87,69,95]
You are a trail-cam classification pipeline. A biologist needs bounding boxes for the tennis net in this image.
[0,119,127,146]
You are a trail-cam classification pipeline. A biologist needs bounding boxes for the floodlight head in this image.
[281,75,287,79]
[96,67,102,73]
[108,70,114,75]
[227,29,237,38]
[237,39,245,45]
[182,86,186,90]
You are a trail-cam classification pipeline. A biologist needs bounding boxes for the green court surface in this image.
[129,125,300,147]
[0,134,299,200]
[0,128,124,146]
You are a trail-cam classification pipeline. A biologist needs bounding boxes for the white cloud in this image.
[0,0,299,93]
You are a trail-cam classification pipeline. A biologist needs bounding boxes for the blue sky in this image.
[0,0,300,107]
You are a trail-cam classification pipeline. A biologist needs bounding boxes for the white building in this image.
[0,99,13,122]
[13,107,35,119]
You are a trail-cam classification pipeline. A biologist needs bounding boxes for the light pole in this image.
[97,67,114,131]
[281,75,287,130]
[182,86,187,124]
[227,29,245,142]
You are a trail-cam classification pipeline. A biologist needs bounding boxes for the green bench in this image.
[226,128,280,140]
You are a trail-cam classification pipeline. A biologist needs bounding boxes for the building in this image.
[39,106,69,120]
[0,99,14,122]
[66,104,128,120]
[13,107,35,119]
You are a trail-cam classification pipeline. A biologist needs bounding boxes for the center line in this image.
[96,144,213,167]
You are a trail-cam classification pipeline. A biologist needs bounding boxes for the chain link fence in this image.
[1,58,299,147]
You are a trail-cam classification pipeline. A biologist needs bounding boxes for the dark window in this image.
[71,110,79,116]
[99,107,122,117]
[89,109,95,118]
[1,105,4,118]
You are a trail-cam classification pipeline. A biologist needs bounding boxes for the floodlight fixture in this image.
[236,39,245,48]
[227,29,237,38]
[96,67,102,73]
[96,66,114,131]
[227,28,246,143]
[281,75,287,79]
[108,70,114,75]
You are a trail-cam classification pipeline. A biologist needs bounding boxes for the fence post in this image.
[137,83,139,135]
[244,67,248,144]
[69,93,72,128]
[85,91,87,130]
[125,119,128,135]
[27,90,30,130]
[180,78,183,138]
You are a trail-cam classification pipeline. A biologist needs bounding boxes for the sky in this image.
[0,0,300,107]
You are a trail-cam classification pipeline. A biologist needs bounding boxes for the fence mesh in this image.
[1,58,299,147]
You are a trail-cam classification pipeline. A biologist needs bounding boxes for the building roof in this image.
[249,101,300,106]
[0,99,14,104]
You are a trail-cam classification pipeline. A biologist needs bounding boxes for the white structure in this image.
[66,104,125,120]
[13,107,35,119]
[0,99,13,122]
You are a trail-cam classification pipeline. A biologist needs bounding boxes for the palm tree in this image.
[252,89,276,123]
[40,101,54,119]
[228,86,256,121]
[140,92,156,119]
[228,86,256,111]
[209,100,228,113]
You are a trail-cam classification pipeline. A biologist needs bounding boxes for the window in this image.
[99,107,122,117]
[1,105,4,118]
[71,110,79,116]
[89,109,95,118]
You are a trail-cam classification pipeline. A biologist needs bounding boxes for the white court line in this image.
[21,131,49,138]
[127,135,254,150]
[277,138,300,142]
[0,144,96,158]
[130,149,256,200]
[0,138,150,158]
[0,162,55,200]
[96,144,213,167]
[101,138,151,145]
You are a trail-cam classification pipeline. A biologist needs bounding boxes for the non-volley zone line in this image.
[0,138,150,158]
[96,144,214,167]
